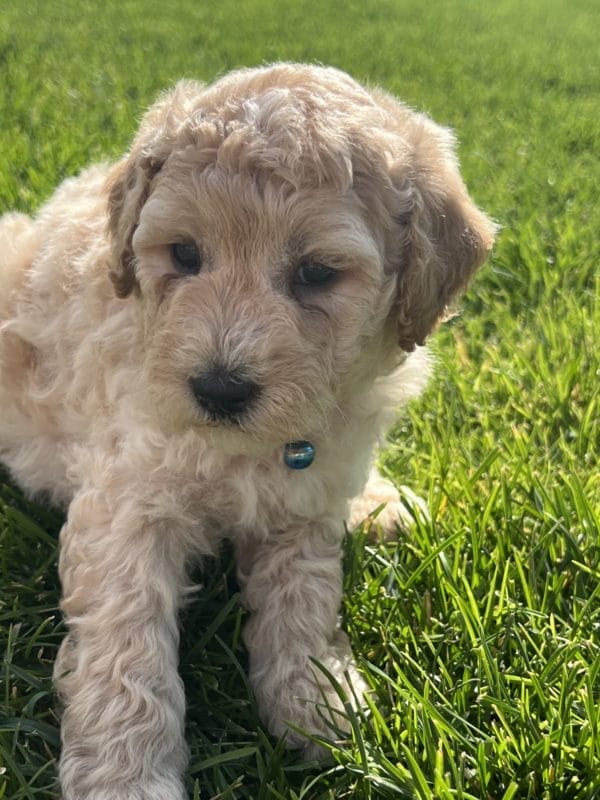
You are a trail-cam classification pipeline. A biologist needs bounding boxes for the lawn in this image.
[0,0,598,798]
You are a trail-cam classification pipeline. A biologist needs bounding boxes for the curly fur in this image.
[0,63,494,799]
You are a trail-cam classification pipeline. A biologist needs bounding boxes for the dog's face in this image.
[106,64,495,449]
[131,175,390,446]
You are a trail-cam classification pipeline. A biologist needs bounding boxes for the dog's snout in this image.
[189,370,259,419]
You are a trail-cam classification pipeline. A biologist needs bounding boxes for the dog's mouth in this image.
[185,363,328,456]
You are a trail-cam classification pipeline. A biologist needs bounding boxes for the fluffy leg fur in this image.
[55,480,192,800]
[237,523,367,756]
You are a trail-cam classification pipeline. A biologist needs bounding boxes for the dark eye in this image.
[170,242,202,275]
[295,261,337,287]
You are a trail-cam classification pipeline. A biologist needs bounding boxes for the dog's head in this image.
[105,64,495,446]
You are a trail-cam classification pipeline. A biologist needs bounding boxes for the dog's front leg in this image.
[237,523,366,756]
[54,485,192,800]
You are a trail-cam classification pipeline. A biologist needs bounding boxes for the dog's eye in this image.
[170,242,202,275]
[295,261,337,287]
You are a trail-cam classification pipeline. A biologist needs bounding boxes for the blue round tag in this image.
[283,441,315,469]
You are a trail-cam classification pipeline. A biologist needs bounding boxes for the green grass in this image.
[0,0,598,797]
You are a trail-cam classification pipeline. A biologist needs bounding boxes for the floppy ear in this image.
[105,154,159,298]
[389,118,496,351]
[104,81,204,297]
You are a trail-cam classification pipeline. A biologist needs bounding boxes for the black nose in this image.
[189,370,259,419]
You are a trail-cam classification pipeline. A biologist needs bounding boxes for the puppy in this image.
[0,63,494,799]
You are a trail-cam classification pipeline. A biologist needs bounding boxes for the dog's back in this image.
[0,167,134,504]
[0,212,38,315]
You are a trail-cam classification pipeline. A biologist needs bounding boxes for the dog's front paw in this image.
[60,775,187,800]
[349,471,429,538]
[255,633,368,757]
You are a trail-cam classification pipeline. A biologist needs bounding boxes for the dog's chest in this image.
[167,435,367,547]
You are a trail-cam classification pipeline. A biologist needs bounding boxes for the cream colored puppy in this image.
[0,64,494,799]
